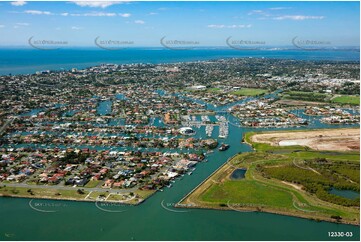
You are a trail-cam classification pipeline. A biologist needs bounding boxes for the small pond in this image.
[329,188,359,200]
[231,168,247,180]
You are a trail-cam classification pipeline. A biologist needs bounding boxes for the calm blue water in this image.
[231,168,247,180]
[0,49,360,240]
[115,93,126,100]
[97,100,112,116]
[0,48,359,75]
[329,188,360,200]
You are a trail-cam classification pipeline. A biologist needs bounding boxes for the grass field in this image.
[201,179,294,209]
[332,95,360,105]
[281,91,331,102]
[84,180,101,188]
[231,88,268,96]
[135,189,156,199]
[180,130,360,225]
[0,185,154,205]
[0,186,88,200]
[207,88,221,93]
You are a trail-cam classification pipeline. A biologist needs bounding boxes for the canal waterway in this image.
[1,92,359,241]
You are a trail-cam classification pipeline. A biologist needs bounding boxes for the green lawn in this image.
[0,186,89,199]
[281,91,331,102]
[332,95,360,105]
[84,180,101,188]
[289,150,360,162]
[231,88,268,96]
[86,191,108,200]
[201,180,294,209]
[207,88,221,93]
[135,189,156,199]
[191,130,360,224]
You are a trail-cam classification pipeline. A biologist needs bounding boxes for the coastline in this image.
[175,203,360,226]
[1,128,359,225]
[177,128,360,226]
[0,48,359,76]
[0,185,156,205]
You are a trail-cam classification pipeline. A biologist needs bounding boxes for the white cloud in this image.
[14,22,29,28]
[148,12,158,15]
[24,10,52,15]
[248,8,323,21]
[134,20,145,24]
[248,10,264,15]
[61,12,126,17]
[71,26,82,30]
[248,9,272,18]
[273,15,325,20]
[82,12,116,17]
[0,25,5,28]
[269,7,291,10]
[71,1,125,8]
[208,25,224,28]
[66,12,116,17]
[208,24,251,29]
[119,13,131,17]
[11,1,27,6]
[22,10,128,17]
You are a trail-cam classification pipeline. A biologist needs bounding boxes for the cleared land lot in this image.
[251,128,360,151]
[231,88,268,96]
[331,95,360,105]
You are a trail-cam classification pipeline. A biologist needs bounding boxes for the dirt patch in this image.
[251,128,360,152]
[281,181,303,191]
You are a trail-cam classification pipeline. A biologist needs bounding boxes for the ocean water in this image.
[0,48,359,75]
[1,118,360,241]
[0,48,360,241]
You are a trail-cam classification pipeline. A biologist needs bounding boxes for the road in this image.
[0,182,138,194]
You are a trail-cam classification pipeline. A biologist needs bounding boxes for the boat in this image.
[218,143,230,151]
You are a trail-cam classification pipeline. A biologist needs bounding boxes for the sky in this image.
[0,1,359,47]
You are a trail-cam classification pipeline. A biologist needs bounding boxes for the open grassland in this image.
[0,184,153,205]
[281,91,360,106]
[207,88,221,93]
[281,91,331,102]
[231,88,268,96]
[179,129,360,225]
[331,95,360,105]
[0,186,88,200]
